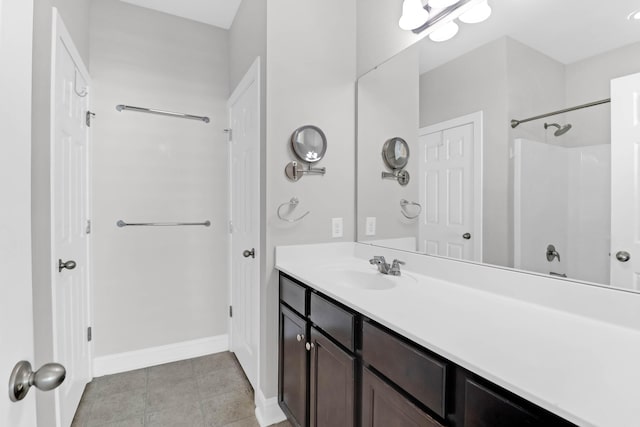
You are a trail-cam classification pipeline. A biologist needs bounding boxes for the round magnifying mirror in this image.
[291,125,327,163]
[382,137,410,170]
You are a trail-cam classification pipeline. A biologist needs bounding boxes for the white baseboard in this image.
[255,389,286,427]
[93,334,229,377]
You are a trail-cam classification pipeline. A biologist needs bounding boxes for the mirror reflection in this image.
[357,0,640,291]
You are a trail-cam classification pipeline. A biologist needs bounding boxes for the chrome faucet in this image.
[369,256,405,276]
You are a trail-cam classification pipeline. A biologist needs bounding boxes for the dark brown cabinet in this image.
[279,304,308,427]
[362,367,444,427]
[278,272,576,427]
[309,327,356,427]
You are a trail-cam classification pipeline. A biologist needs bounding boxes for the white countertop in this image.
[275,242,640,427]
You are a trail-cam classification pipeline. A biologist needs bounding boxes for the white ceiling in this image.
[418,0,640,73]
[119,0,242,29]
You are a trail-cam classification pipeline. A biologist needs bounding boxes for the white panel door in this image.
[228,59,261,390]
[419,123,477,260]
[610,72,640,290]
[52,11,92,426]
[0,0,37,425]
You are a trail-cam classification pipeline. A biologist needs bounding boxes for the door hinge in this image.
[224,128,232,141]
[86,111,95,127]
[87,327,92,342]
[229,306,233,318]
[86,219,92,234]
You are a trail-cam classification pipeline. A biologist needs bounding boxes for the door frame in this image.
[227,57,261,386]
[418,111,483,262]
[50,8,93,423]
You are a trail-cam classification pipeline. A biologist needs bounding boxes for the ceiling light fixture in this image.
[428,0,461,9]
[399,0,431,31]
[459,0,492,23]
[429,21,459,42]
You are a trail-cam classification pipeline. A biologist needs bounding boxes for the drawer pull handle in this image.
[296,334,304,342]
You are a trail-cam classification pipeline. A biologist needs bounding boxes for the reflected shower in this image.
[544,122,572,136]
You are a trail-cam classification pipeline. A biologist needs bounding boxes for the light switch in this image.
[366,217,376,236]
[332,218,343,238]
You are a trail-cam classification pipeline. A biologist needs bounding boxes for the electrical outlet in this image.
[366,217,376,236]
[332,218,343,238]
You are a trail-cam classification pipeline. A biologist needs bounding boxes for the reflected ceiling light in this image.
[628,9,640,20]
[459,0,492,23]
[428,0,461,9]
[399,0,431,30]
[429,21,459,42]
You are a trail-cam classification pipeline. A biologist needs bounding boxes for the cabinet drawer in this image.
[463,379,538,427]
[280,274,307,316]
[362,320,447,418]
[310,292,356,352]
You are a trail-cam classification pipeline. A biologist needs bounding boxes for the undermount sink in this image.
[326,267,416,290]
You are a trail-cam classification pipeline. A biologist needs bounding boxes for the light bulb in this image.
[399,0,430,30]
[428,0,461,9]
[459,0,492,24]
[429,21,459,42]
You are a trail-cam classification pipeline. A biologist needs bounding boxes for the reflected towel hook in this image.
[74,70,88,98]
[277,197,310,223]
[400,199,422,219]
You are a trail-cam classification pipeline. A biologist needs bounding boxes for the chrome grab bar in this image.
[116,104,210,123]
[117,220,211,227]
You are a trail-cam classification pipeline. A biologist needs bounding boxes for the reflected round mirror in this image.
[382,137,410,170]
[291,125,327,163]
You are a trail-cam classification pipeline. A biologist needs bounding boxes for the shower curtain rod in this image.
[116,104,210,123]
[510,98,610,128]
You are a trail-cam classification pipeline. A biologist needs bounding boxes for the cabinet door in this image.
[279,304,308,427]
[309,327,356,427]
[362,367,444,427]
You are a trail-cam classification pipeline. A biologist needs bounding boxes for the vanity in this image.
[276,242,640,427]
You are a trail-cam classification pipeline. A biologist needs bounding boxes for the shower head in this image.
[544,122,572,136]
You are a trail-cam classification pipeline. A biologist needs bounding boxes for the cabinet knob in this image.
[305,342,315,351]
[296,334,304,342]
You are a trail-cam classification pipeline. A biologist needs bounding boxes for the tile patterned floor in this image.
[71,352,291,427]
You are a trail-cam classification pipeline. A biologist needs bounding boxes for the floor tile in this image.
[197,364,251,400]
[145,402,204,427]
[86,388,145,427]
[148,359,194,388]
[146,377,199,412]
[94,368,147,398]
[192,352,239,376]
[201,388,255,426]
[223,416,260,427]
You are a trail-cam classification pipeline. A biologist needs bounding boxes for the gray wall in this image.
[358,46,419,242]
[263,0,357,397]
[89,0,230,357]
[31,1,89,425]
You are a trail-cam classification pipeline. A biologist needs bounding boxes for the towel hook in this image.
[277,197,310,223]
[74,70,88,98]
[400,199,422,219]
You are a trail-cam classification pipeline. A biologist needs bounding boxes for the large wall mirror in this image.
[357,0,640,292]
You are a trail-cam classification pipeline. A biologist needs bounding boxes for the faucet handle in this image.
[392,259,405,267]
[369,256,386,265]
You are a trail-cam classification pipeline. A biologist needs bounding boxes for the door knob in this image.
[58,259,77,272]
[9,361,66,402]
[463,233,471,240]
[616,251,631,262]
[243,248,255,259]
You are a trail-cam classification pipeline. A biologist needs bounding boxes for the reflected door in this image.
[418,115,482,262]
[610,72,640,290]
